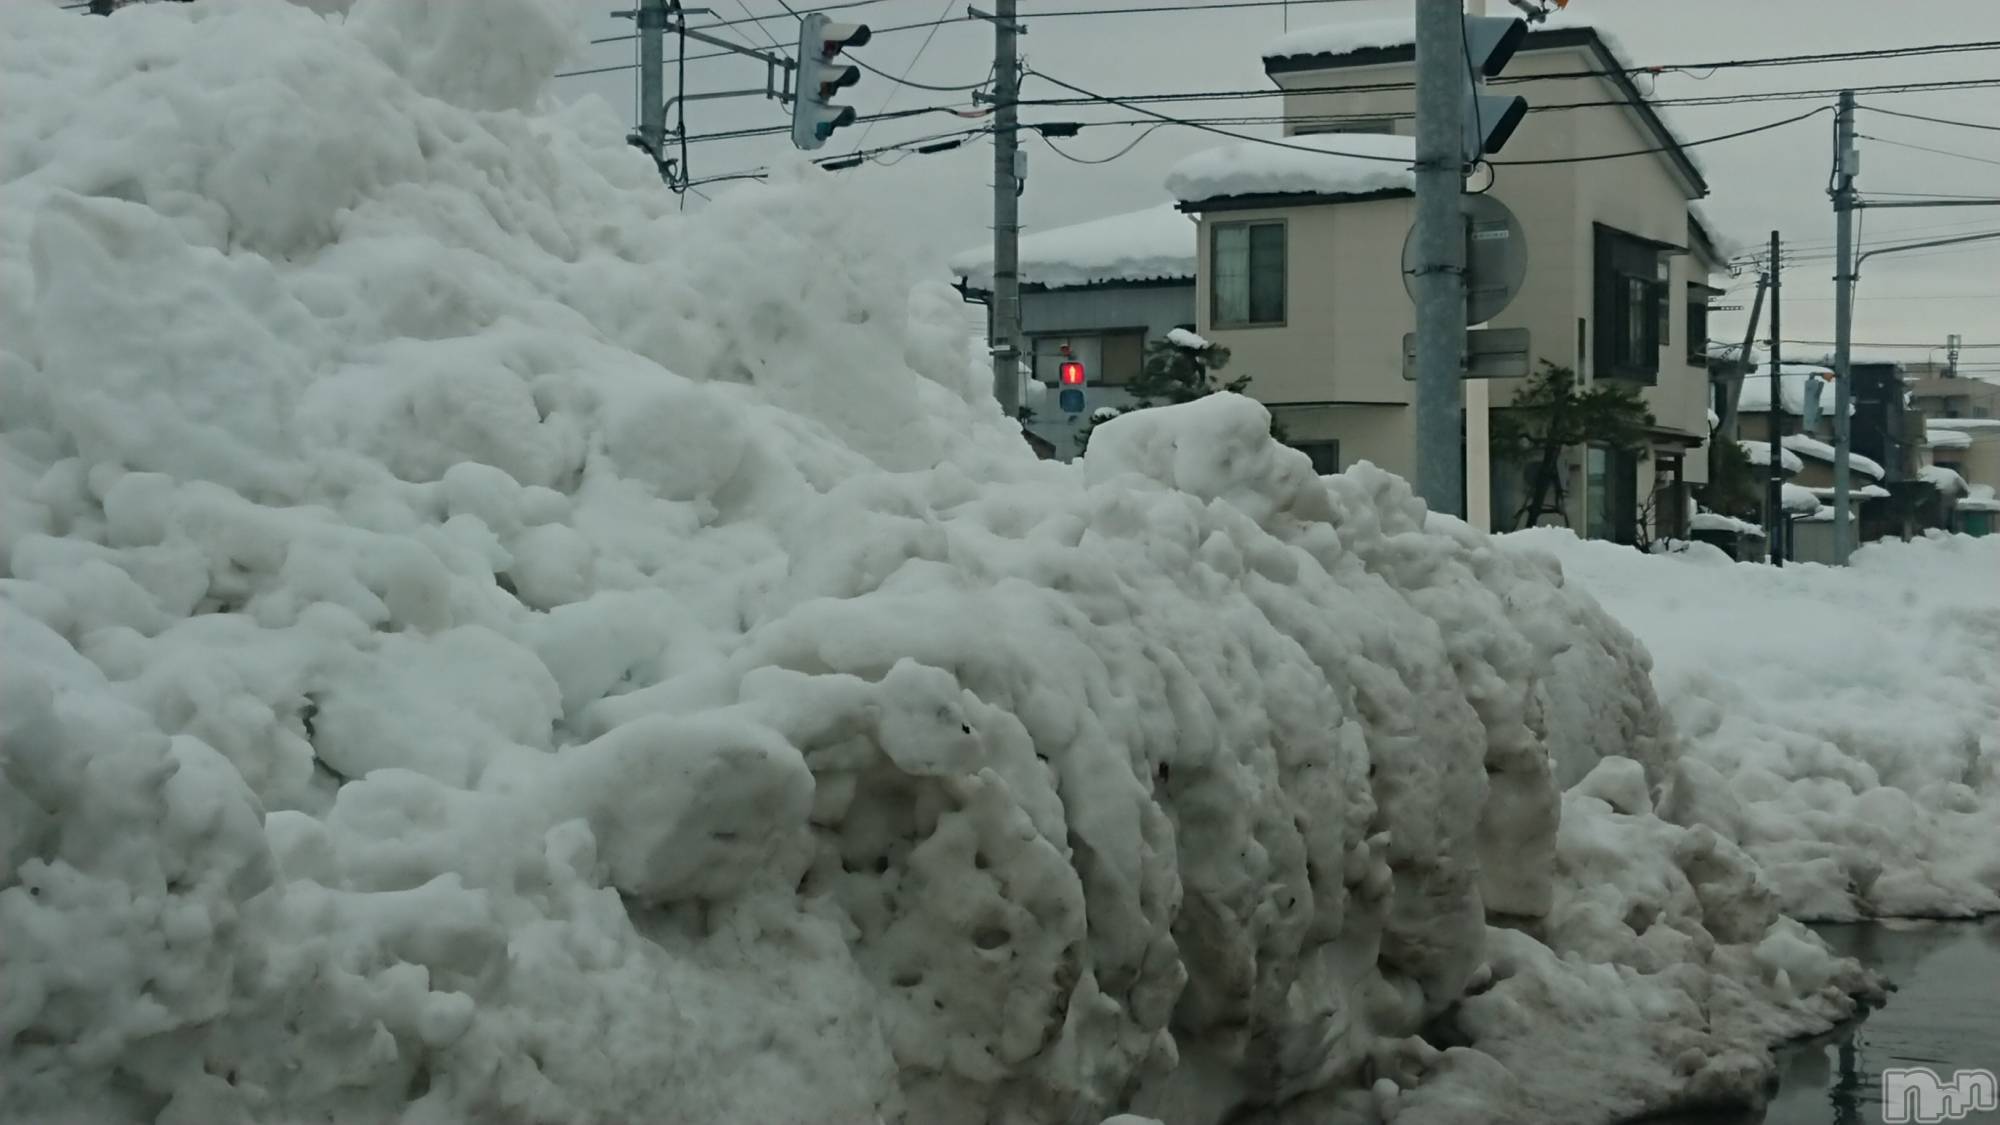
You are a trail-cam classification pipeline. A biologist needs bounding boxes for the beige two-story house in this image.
[1164,16,1721,541]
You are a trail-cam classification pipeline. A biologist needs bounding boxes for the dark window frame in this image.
[1211,219,1288,328]
[1594,224,1665,384]
[1292,439,1342,475]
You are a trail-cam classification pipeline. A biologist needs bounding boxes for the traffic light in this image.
[1057,360,1086,415]
[1462,15,1530,160]
[791,13,872,151]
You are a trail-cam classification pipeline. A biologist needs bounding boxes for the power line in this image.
[1859,135,2000,169]
[1861,106,2000,135]
[1036,122,1171,164]
[1494,106,1830,166]
[1022,68,1416,162]
[849,0,962,149]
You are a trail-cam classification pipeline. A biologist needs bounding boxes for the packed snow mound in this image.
[1,5,1862,1125]
[1504,530,2000,922]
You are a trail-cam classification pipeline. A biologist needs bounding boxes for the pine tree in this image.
[1490,361,1655,531]
[1077,334,1285,453]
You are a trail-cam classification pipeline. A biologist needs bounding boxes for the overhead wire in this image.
[1035,123,1170,164]
[1859,106,2000,134]
[1857,135,2000,169]
[849,0,969,150]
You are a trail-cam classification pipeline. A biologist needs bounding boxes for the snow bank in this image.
[1782,435,1885,481]
[0,5,1872,1124]
[1166,133,1415,205]
[1926,425,1973,450]
[1503,531,2000,923]
[949,202,1193,292]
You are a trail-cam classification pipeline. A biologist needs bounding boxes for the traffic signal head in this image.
[1462,15,1530,160]
[791,14,871,151]
[1057,359,1086,413]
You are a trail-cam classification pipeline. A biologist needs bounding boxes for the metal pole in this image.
[990,0,1022,423]
[1413,0,1467,515]
[1767,231,1784,566]
[638,0,667,161]
[1831,90,1857,563]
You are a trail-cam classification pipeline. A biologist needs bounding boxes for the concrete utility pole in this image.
[637,0,669,163]
[989,0,1023,423]
[1767,231,1784,566]
[1412,0,1468,516]
[1830,89,1858,563]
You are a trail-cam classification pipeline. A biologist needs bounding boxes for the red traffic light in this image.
[1059,360,1085,386]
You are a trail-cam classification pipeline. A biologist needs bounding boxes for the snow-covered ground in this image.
[1504,532,2000,922]
[0,4,1979,1125]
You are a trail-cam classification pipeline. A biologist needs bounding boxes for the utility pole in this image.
[1413,0,1468,516]
[989,0,1023,424]
[1830,89,1858,563]
[1711,271,1767,483]
[637,0,669,163]
[1767,232,1784,566]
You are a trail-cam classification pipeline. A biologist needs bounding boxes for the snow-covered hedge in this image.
[1,3,1872,1124]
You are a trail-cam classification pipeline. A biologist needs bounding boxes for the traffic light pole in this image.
[637,0,668,163]
[1830,89,1857,563]
[989,0,1023,423]
[1412,0,1467,516]
[1766,231,1784,565]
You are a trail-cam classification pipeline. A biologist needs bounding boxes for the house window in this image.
[1594,225,1664,383]
[1292,440,1341,475]
[1686,285,1711,365]
[1296,118,1395,136]
[1212,221,1286,327]
[1655,259,1672,351]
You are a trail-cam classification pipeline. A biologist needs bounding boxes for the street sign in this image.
[1402,193,1528,326]
[1401,327,1531,380]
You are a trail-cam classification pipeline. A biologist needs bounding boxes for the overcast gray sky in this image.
[559,0,2000,374]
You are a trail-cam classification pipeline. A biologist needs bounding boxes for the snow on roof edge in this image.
[949,203,1195,291]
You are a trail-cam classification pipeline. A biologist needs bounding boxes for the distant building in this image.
[951,204,1196,460]
[1163,16,1717,540]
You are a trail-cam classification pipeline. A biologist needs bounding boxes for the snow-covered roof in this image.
[1918,465,1969,496]
[1688,203,1746,261]
[1782,434,1884,480]
[1166,132,1415,205]
[1806,484,1891,501]
[1781,483,1822,515]
[1929,417,2000,432]
[1926,425,1973,451]
[1261,7,1616,63]
[1737,366,1848,416]
[1740,440,1803,474]
[949,203,1194,291]
[1959,485,2000,513]
[1689,511,1764,538]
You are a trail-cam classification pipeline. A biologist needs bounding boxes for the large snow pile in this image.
[1166,133,1415,206]
[949,203,1194,293]
[1,4,1869,1125]
[1505,531,2000,922]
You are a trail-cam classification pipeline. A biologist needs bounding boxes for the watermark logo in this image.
[1883,1066,1998,1123]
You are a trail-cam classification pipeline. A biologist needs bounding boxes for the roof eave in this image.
[1175,186,1414,213]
